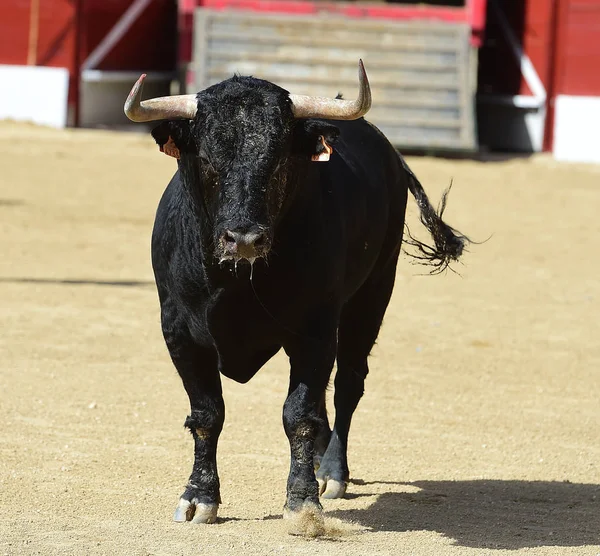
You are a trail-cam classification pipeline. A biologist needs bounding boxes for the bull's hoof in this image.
[318,477,347,499]
[283,500,322,520]
[283,501,325,537]
[313,454,322,472]
[173,497,218,524]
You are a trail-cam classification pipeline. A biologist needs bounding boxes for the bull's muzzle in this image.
[219,229,270,262]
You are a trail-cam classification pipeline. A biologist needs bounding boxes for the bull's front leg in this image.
[168,336,224,524]
[283,328,337,517]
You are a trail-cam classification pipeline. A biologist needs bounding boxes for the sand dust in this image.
[1,121,599,555]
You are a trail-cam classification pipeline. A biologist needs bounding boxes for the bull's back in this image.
[334,118,408,218]
[324,118,408,295]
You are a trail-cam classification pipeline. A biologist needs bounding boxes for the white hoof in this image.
[320,479,347,499]
[173,498,218,524]
[313,455,322,472]
[173,498,193,522]
[317,478,326,496]
[191,503,218,524]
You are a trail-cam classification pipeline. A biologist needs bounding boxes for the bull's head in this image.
[124,61,371,265]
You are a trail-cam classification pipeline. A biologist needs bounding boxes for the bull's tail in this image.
[401,160,470,274]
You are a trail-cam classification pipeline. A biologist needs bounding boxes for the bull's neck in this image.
[175,158,216,261]
[176,157,210,218]
[275,159,320,227]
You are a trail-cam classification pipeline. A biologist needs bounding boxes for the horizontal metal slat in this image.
[208,30,462,52]
[197,75,462,106]
[206,59,459,83]
[289,87,461,107]
[388,135,469,149]
[207,10,465,35]
[210,21,460,44]
[366,110,462,127]
[366,96,461,109]
[367,104,462,122]
[208,49,459,72]
[206,67,460,89]
[207,41,460,66]
[379,125,463,142]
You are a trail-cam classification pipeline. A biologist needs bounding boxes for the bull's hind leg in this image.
[165,322,224,524]
[317,259,398,499]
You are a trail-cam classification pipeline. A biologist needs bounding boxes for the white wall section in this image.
[554,95,600,164]
[0,65,69,128]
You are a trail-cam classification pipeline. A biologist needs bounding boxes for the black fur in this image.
[404,175,470,274]
[149,75,469,519]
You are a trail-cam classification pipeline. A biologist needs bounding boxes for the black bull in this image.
[124,62,468,524]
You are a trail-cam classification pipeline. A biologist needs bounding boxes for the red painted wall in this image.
[0,0,176,69]
[79,0,176,71]
[478,0,556,97]
[0,0,79,113]
[545,0,600,150]
[0,0,176,122]
[552,0,600,96]
[0,0,77,69]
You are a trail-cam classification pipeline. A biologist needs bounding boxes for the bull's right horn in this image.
[124,74,198,122]
[289,60,372,120]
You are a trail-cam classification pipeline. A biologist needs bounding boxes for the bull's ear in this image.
[292,120,340,162]
[151,121,196,160]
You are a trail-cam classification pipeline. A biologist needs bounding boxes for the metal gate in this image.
[192,8,477,151]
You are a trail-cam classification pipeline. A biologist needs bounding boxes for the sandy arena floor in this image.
[0,121,599,555]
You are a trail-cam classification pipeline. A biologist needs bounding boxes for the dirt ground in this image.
[0,121,599,556]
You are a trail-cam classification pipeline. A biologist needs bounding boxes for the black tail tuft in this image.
[404,176,470,275]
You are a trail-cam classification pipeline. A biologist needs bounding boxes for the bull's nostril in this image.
[221,229,268,258]
[223,231,237,245]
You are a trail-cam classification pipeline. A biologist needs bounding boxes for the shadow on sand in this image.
[0,277,154,288]
[331,479,600,549]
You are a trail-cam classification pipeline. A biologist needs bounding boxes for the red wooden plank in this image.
[0,0,76,69]
[193,0,469,24]
[0,2,31,66]
[553,0,600,96]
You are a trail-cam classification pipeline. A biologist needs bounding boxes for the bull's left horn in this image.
[289,60,372,120]
[124,74,198,122]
